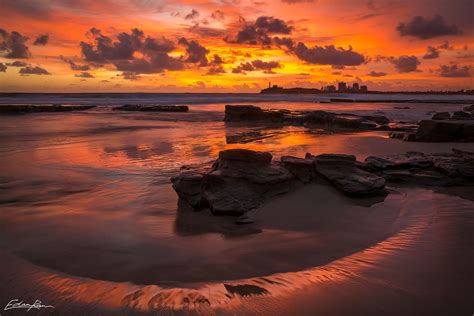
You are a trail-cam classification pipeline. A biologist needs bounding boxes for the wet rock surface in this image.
[224,105,388,130]
[312,154,387,196]
[0,104,96,113]
[172,148,474,216]
[113,104,189,112]
[364,149,474,186]
[414,120,474,142]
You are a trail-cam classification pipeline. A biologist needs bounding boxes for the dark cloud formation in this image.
[273,36,294,50]
[74,72,95,78]
[232,59,281,73]
[207,65,226,75]
[6,60,28,67]
[185,9,199,20]
[34,34,48,45]
[0,63,6,72]
[292,43,366,66]
[438,64,471,77]
[423,46,440,59]
[0,29,30,58]
[19,65,50,75]
[389,55,420,72]
[178,37,209,66]
[212,54,223,64]
[397,15,462,39]
[227,16,293,46]
[80,28,183,74]
[367,71,387,77]
[122,72,141,80]
[69,60,90,71]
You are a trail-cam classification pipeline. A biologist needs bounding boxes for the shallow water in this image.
[0,100,473,314]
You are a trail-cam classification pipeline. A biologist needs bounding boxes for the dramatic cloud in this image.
[178,37,209,66]
[0,63,6,72]
[232,59,281,73]
[367,71,387,77]
[80,27,183,74]
[34,34,48,45]
[397,15,462,39]
[188,25,226,38]
[227,16,293,46]
[5,60,28,67]
[207,65,226,75]
[19,65,50,75]
[185,9,199,20]
[74,72,95,78]
[437,64,471,77]
[423,46,440,59]
[389,55,420,73]
[292,43,366,66]
[0,29,30,58]
[273,36,294,50]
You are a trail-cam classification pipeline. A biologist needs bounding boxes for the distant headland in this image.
[260,82,474,95]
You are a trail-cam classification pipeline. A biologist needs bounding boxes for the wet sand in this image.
[1,103,474,314]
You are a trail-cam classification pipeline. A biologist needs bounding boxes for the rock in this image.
[414,120,474,142]
[0,104,95,114]
[365,152,433,171]
[235,213,255,224]
[403,132,416,141]
[171,170,204,208]
[388,131,405,139]
[224,105,381,130]
[432,112,451,120]
[113,104,189,112]
[363,149,474,186]
[313,154,386,196]
[463,105,474,112]
[452,111,472,120]
[171,149,294,215]
[224,105,284,123]
[394,106,410,109]
[219,149,272,166]
[362,115,390,125]
[281,156,314,183]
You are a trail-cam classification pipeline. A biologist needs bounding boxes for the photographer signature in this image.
[4,299,54,312]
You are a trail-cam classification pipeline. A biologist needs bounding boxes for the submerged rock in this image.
[414,120,474,142]
[224,105,284,123]
[432,112,451,120]
[113,104,189,112]
[312,154,387,196]
[452,111,473,120]
[364,149,474,186]
[0,104,95,113]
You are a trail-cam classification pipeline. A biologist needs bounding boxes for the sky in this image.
[0,0,473,92]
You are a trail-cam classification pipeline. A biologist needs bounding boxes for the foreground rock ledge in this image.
[171,148,474,216]
[171,149,387,216]
[113,104,189,112]
[0,104,96,113]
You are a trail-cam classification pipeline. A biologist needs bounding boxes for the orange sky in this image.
[0,0,473,92]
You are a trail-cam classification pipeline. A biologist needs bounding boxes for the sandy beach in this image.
[1,99,473,315]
